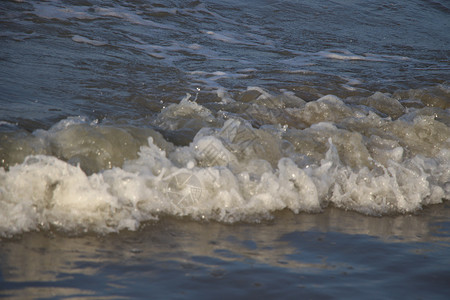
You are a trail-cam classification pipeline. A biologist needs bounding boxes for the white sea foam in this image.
[281,48,413,69]
[0,121,18,127]
[1,133,447,237]
[188,71,251,91]
[317,49,385,61]
[201,30,256,45]
[0,89,449,236]
[72,35,107,47]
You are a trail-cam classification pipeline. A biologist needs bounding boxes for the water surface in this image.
[1,0,449,298]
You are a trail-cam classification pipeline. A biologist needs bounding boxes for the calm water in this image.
[1,0,449,298]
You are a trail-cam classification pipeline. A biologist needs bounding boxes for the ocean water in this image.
[1,0,449,298]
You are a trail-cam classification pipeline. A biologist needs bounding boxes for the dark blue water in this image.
[1,0,448,127]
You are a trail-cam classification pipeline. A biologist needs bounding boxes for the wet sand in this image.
[1,202,449,299]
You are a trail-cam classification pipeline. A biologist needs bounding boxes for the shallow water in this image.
[1,0,449,297]
[1,204,450,299]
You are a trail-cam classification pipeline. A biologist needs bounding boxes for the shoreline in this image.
[2,202,449,298]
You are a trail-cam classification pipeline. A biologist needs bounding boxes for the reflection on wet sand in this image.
[1,203,449,298]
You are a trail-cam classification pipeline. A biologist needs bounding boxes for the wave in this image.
[0,86,449,237]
